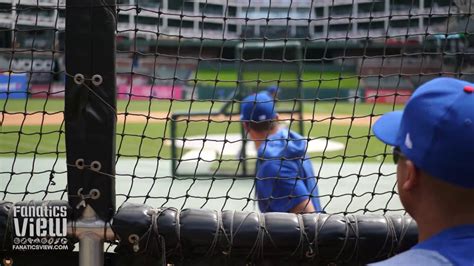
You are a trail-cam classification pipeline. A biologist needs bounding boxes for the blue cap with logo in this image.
[240,92,277,122]
[373,77,474,188]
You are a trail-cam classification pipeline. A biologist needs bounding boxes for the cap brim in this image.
[373,110,403,146]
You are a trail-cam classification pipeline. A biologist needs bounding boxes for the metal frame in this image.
[171,41,305,178]
[69,206,114,266]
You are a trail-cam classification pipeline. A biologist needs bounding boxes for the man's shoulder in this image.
[369,249,452,266]
[256,159,283,176]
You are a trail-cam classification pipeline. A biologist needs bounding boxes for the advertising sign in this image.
[364,89,412,104]
[118,84,183,100]
[0,73,28,99]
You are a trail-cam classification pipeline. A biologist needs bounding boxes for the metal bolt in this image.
[75,159,85,170]
[90,161,102,172]
[91,74,103,86]
[73,73,85,85]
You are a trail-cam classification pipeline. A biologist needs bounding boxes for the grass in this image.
[193,69,359,89]
[1,98,403,162]
[1,120,388,162]
[1,124,66,156]
[1,98,226,114]
[1,98,401,115]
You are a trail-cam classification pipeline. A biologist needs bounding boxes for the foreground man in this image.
[371,77,474,265]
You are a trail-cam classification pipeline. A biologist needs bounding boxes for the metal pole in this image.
[171,114,178,177]
[69,205,114,266]
[76,205,104,266]
[64,0,117,265]
[79,232,104,266]
[66,0,116,221]
[236,44,248,177]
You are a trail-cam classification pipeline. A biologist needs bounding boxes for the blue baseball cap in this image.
[240,92,277,122]
[373,77,474,188]
[266,85,278,94]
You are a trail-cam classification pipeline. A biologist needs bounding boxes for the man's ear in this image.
[401,160,419,191]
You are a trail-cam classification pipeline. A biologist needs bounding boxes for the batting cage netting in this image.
[0,0,472,265]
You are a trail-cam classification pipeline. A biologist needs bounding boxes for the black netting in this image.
[0,0,66,202]
[114,0,473,214]
[0,0,472,264]
[1,0,473,215]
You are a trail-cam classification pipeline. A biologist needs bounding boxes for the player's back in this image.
[256,128,321,212]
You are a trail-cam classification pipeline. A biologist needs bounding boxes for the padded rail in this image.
[0,201,417,265]
[113,203,417,265]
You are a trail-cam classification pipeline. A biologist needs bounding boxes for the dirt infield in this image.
[1,111,378,127]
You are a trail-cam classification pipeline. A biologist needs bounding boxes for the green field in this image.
[1,98,403,163]
[193,69,359,89]
[1,98,400,115]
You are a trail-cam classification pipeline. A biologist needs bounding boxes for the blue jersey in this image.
[255,128,322,212]
[370,224,474,266]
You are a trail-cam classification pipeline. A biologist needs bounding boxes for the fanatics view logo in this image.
[12,205,69,251]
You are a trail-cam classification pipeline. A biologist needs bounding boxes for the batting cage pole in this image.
[65,0,116,265]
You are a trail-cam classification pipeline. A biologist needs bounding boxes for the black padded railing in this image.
[113,203,417,265]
